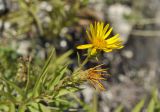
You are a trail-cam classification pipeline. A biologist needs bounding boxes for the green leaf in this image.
[47,50,72,76]
[132,98,145,112]
[39,104,51,112]
[55,50,72,65]
[152,89,158,103]
[0,91,17,103]
[9,102,15,112]
[51,66,67,87]
[55,98,74,105]
[28,103,52,112]
[18,105,26,112]
[156,102,160,111]
[0,104,9,112]
[114,105,124,112]
[55,87,78,98]
[77,52,81,66]
[32,49,55,97]
[28,103,39,112]
[0,77,24,97]
[147,98,155,112]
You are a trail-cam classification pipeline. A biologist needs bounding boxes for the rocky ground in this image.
[0,0,160,111]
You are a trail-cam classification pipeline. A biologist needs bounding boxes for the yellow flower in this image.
[77,22,123,55]
[81,65,107,91]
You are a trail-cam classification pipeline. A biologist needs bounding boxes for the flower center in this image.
[92,38,107,49]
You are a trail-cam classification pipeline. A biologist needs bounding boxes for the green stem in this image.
[81,55,90,68]
[73,54,90,74]
[25,58,31,92]
[93,91,98,112]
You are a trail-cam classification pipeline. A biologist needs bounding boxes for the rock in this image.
[81,85,94,103]
[17,40,31,56]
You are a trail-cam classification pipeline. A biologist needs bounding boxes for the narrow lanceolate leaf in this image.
[0,91,17,104]
[147,98,154,112]
[152,89,158,103]
[39,104,51,112]
[0,101,15,112]
[32,49,55,97]
[47,50,72,75]
[132,98,145,112]
[48,66,68,90]
[0,104,9,112]
[9,102,15,112]
[114,105,124,112]
[28,103,51,112]
[55,50,73,65]
[28,103,39,112]
[0,77,24,97]
[55,87,79,98]
[77,52,81,66]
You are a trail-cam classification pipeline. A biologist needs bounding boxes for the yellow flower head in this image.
[77,22,123,55]
[80,65,107,91]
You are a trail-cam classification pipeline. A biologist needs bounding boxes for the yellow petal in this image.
[91,48,97,55]
[86,31,92,41]
[77,44,93,49]
[103,49,112,52]
[97,22,101,37]
[103,27,113,39]
[106,34,120,44]
[101,24,109,37]
[90,24,94,38]
[96,22,100,37]
[97,22,104,38]
[117,45,124,49]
